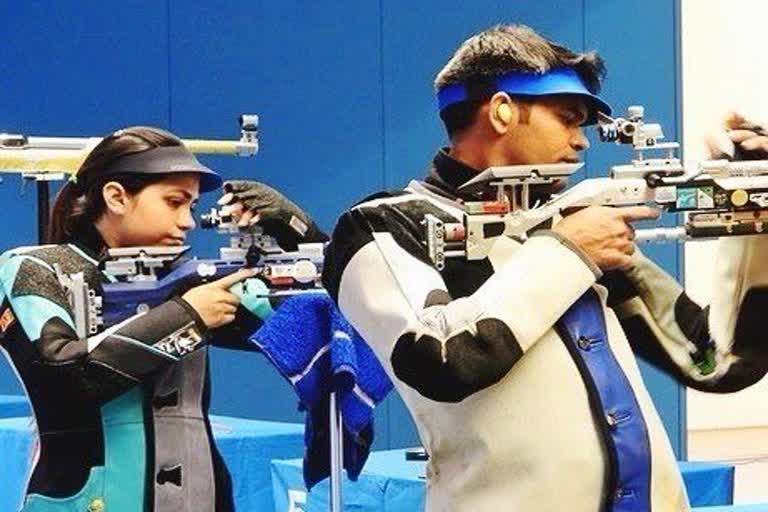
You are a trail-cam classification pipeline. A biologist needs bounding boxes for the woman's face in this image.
[113,173,200,247]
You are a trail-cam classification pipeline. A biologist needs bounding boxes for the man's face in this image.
[116,174,200,247]
[504,95,590,164]
[502,95,590,203]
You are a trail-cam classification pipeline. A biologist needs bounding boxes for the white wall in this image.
[682,0,768,430]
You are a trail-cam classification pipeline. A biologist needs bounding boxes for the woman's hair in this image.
[47,126,183,244]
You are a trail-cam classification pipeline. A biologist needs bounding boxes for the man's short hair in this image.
[435,24,606,137]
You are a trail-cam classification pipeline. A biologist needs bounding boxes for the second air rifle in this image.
[424,106,768,269]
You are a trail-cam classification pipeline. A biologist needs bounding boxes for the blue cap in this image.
[436,67,611,125]
[83,145,223,193]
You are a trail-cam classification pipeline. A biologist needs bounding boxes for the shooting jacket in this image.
[0,225,243,512]
[322,148,768,512]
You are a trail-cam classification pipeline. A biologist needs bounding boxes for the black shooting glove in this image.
[219,180,329,251]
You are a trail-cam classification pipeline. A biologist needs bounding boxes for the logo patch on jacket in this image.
[0,308,16,333]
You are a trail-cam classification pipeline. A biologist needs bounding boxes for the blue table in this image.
[679,460,735,507]
[0,414,304,512]
[271,449,735,512]
[0,395,29,418]
[0,417,35,512]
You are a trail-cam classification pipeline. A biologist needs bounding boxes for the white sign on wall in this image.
[682,0,768,430]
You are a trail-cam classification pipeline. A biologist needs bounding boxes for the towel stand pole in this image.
[329,391,344,511]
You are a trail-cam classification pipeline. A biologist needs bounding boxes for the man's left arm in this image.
[604,239,768,393]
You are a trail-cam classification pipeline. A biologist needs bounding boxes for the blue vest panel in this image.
[559,289,652,512]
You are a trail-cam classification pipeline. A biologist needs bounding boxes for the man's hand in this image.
[552,206,660,271]
[705,112,768,160]
[181,268,256,329]
[217,180,328,250]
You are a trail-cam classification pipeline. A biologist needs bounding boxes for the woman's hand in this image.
[181,268,256,329]
[217,180,328,250]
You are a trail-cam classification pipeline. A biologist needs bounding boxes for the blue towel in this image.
[249,292,393,488]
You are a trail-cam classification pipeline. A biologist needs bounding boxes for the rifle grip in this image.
[230,278,273,320]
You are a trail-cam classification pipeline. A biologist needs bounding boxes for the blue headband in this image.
[436,67,612,125]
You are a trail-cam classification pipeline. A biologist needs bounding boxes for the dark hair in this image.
[435,24,606,137]
[47,127,183,244]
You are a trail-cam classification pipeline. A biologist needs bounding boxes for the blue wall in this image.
[0,0,684,455]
